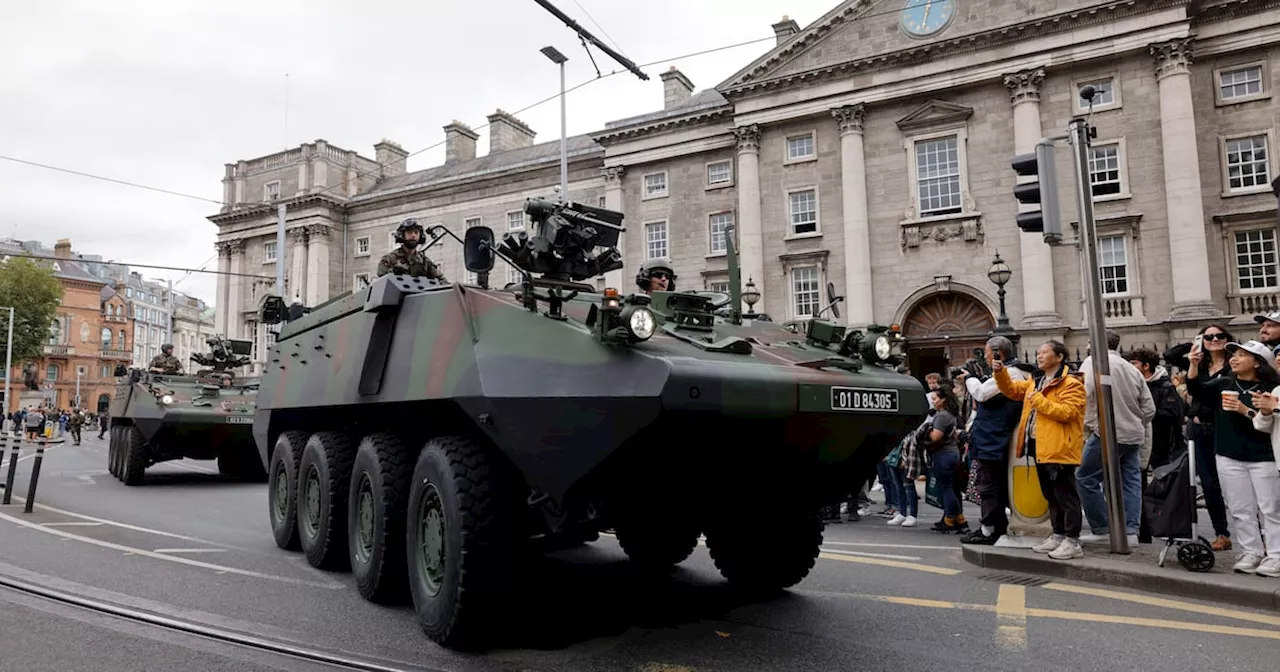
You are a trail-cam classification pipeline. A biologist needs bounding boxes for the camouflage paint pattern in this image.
[111,372,259,460]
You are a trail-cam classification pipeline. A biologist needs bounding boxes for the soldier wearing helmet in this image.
[376,218,446,280]
[635,258,677,295]
[149,344,184,375]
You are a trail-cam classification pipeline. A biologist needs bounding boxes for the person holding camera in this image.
[957,336,1029,545]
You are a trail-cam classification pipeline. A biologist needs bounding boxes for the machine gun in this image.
[190,335,253,384]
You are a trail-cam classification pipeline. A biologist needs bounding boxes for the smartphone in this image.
[1193,334,1204,351]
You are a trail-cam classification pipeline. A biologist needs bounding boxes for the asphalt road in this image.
[1,435,1278,671]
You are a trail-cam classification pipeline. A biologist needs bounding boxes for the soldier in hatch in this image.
[635,258,676,295]
[149,344,184,375]
[376,218,446,280]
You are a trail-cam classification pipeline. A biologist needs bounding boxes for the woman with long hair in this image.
[1179,324,1236,551]
[919,383,968,533]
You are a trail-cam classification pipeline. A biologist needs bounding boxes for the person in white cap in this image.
[1187,340,1280,577]
[1255,311,1280,351]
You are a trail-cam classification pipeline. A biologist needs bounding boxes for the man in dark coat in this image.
[1126,348,1186,470]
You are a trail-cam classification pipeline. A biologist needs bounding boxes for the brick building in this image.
[211,0,1280,374]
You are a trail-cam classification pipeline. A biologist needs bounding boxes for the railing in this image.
[43,344,73,356]
[1234,292,1280,315]
[98,349,131,360]
[1103,298,1134,319]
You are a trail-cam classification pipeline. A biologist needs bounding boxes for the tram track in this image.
[0,571,446,672]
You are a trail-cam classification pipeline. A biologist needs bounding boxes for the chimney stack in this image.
[54,239,71,259]
[660,67,695,110]
[772,15,800,45]
[374,139,409,179]
[486,110,537,154]
[443,121,479,163]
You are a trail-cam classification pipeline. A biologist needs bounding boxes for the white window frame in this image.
[506,264,522,287]
[464,216,482,230]
[903,127,974,223]
[263,241,277,263]
[643,220,669,260]
[506,210,525,231]
[706,160,733,189]
[641,171,668,200]
[1095,234,1132,297]
[387,231,398,253]
[354,236,371,257]
[1229,224,1280,294]
[785,186,821,239]
[707,211,734,257]
[706,280,730,293]
[789,265,822,320]
[263,180,281,202]
[784,131,817,164]
[1088,137,1131,202]
[1214,61,1270,106]
[1071,75,1121,114]
[352,273,371,292]
[1220,130,1275,197]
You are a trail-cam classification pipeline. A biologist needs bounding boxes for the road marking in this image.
[170,461,218,475]
[995,585,1028,651]
[1043,582,1280,628]
[12,444,63,463]
[817,552,961,575]
[154,548,226,555]
[0,493,250,548]
[0,508,343,589]
[821,541,961,551]
[41,522,104,527]
[77,474,96,485]
[819,548,923,561]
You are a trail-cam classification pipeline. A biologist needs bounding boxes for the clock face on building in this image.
[900,0,956,38]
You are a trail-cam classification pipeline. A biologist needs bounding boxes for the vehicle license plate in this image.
[830,387,899,412]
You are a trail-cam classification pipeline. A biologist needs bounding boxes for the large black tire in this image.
[296,432,355,570]
[348,434,416,604]
[120,426,147,486]
[406,436,513,650]
[107,426,120,478]
[615,521,700,570]
[705,507,823,593]
[269,431,309,551]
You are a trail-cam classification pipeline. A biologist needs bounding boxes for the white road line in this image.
[0,493,252,549]
[41,522,104,527]
[154,548,227,554]
[821,541,962,551]
[0,508,342,589]
[820,548,923,561]
[169,461,218,475]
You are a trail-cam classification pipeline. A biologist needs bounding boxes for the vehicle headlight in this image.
[626,306,656,341]
[874,335,891,360]
[161,394,174,405]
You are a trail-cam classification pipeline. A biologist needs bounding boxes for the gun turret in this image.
[495,198,625,283]
[191,335,253,371]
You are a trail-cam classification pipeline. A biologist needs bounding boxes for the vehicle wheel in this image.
[615,521,700,570]
[107,427,119,478]
[406,436,513,650]
[705,506,822,593]
[120,426,147,486]
[296,432,355,570]
[348,434,416,604]
[269,431,309,551]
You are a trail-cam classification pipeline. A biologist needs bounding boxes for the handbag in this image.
[925,471,944,509]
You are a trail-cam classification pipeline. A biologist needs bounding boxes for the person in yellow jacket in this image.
[994,340,1088,560]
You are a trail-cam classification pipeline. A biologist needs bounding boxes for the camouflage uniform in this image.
[68,412,84,445]
[376,247,445,279]
[149,354,183,374]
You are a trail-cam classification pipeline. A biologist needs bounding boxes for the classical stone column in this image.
[832,104,874,326]
[1151,38,1217,318]
[305,225,331,306]
[226,240,246,339]
[214,241,232,335]
[602,166,626,290]
[733,124,766,314]
[288,227,309,303]
[1003,67,1060,329]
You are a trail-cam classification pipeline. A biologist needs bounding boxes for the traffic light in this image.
[1011,140,1062,244]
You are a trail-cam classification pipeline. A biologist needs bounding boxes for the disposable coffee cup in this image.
[1223,390,1240,408]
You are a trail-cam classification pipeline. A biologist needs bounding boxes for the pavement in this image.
[1,436,1279,671]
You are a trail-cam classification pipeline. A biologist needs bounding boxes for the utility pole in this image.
[540,46,569,202]
[165,278,174,344]
[276,204,286,293]
[2,307,11,421]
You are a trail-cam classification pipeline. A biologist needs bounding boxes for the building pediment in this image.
[895,100,974,133]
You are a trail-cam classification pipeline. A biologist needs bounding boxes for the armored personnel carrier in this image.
[108,336,263,485]
[251,198,926,650]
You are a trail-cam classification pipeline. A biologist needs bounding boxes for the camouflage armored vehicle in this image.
[108,336,264,485]
[252,198,926,650]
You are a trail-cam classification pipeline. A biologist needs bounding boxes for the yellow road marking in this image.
[995,585,1028,651]
[1043,582,1280,628]
[1026,608,1280,640]
[817,552,962,575]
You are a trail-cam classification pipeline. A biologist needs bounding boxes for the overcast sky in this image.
[0,0,843,307]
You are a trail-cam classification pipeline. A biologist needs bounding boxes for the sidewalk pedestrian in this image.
[994,341,1087,560]
[958,336,1029,546]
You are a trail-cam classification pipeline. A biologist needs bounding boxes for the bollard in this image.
[2,434,19,506]
[23,441,45,514]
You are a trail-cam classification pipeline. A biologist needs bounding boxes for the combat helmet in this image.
[635,258,677,292]
[161,343,174,355]
[394,218,426,246]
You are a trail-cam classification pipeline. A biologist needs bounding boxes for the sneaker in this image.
[901,515,918,527]
[960,529,999,545]
[1032,534,1064,554]
[1256,557,1280,578]
[1049,538,1084,560]
[1234,553,1264,574]
[1212,535,1233,552]
[887,513,906,526]
[1079,532,1108,543]
[871,482,884,493]
[1127,533,1140,547]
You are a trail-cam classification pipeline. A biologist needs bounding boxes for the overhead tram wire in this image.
[11,252,273,280]
[568,0,627,57]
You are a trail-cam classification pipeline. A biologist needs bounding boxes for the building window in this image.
[48,319,61,345]
[507,264,522,286]
[788,189,818,236]
[785,132,816,162]
[644,221,668,260]
[707,281,729,293]
[1216,63,1267,105]
[1222,133,1271,193]
[264,181,281,201]
[79,321,89,342]
[47,364,59,381]
[101,327,111,349]
[507,211,525,230]
[1097,235,1129,295]
[353,273,371,291]
[708,212,733,255]
[118,329,126,348]
[598,196,607,208]
[1088,141,1127,199]
[915,136,962,217]
[791,266,820,318]
[464,217,481,229]
[263,241,277,263]
[1073,76,1120,113]
[1235,228,1278,291]
[355,236,370,257]
[642,172,668,199]
[707,160,733,187]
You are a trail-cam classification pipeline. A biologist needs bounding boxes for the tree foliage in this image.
[0,256,63,363]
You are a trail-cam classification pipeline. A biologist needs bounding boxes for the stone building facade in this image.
[210,0,1280,375]
[171,294,216,369]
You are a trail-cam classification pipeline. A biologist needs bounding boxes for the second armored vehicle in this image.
[108,336,264,485]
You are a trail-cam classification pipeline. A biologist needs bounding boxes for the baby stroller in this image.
[1144,441,1215,572]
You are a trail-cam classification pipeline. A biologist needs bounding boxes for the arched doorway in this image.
[97,394,111,414]
[902,292,996,380]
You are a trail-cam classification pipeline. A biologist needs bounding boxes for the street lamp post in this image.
[987,252,1016,338]
[540,46,569,202]
[1,307,11,426]
[75,369,82,409]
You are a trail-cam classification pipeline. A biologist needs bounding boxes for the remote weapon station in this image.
[251,198,926,649]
